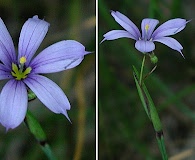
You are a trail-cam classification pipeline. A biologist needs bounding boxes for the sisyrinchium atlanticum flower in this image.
[0,16,90,130]
[102,11,189,57]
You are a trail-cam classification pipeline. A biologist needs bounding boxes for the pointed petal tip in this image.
[100,38,106,44]
[85,51,93,56]
[5,125,14,132]
[179,50,185,59]
[32,15,38,19]
[32,15,50,24]
[85,51,92,55]
[62,110,71,123]
[1,120,20,132]
[110,10,115,14]
[187,19,192,23]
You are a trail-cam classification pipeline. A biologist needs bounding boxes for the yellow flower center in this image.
[11,56,32,80]
[145,24,149,32]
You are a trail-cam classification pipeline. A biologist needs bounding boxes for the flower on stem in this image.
[102,11,189,58]
[0,16,90,130]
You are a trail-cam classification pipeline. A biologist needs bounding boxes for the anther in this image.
[145,24,149,32]
[20,56,27,64]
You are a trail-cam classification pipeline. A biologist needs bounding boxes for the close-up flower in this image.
[0,15,89,130]
[102,11,188,57]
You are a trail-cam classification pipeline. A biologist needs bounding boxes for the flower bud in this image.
[150,54,158,64]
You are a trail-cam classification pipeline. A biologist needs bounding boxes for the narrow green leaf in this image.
[41,144,58,160]
[25,110,46,142]
[142,83,162,132]
[133,66,150,119]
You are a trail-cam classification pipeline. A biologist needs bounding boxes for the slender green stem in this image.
[143,65,157,81]
[41,144,58,160]
[156,132,168,160]
[139,55,146,85]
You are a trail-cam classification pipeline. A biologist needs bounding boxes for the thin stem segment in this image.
[139,55,146,85]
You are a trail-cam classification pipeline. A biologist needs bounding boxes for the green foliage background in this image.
[99,0,195,159]
[0,0,95,160]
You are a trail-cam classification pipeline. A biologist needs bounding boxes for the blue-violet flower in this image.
[102,11,188,57]
[0,16,89,130]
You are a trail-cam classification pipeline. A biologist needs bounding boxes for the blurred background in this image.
[99,0,195,159]
[0,0,95,160]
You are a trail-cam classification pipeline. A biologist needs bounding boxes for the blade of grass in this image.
[133,65,150,119]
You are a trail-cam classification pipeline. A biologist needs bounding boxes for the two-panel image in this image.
[0,0,194,160]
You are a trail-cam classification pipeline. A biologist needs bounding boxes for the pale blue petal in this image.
[18,15,50,66]
[152,18,187,39]
[0,18,16,65]
[153,37,184,57]
[101,30,136,43]
[135,40,155,53]
[0,80,27,130]
[24,75,71,121]
[0,64,12,80]
[30,40,88,74]
[141,18,159,40]
[111,11,140,40]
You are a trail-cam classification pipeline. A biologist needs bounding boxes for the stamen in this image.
[145,24,149,32]
[19,56,27,72]
[20,56,27,64]
[11,61,32,80]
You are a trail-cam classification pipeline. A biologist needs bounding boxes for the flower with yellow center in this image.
[102,11,188,57]
[0,15,90,130]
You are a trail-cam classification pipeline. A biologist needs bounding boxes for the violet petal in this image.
[0,18,16,65]
[0,64,12,80]
[24,75,71,121]
[141,18,159,40]
[135,40,155,53]
[153,37,184,57]
[30,40,87,74]
[101,30,136,43]
[152,18,187,39]
[111,11,140,40]
[18,15,50,65]
[0,80,27,130]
